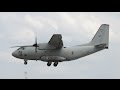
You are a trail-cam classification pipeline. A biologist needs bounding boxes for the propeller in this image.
[11,45,33,48]
[33,37,38,61]
[33,36,39,53]
[11,36,39,53]
[11,36,39,61]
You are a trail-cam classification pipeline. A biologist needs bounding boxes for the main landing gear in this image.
[53,62,58,67]
[24,60,27,65]
[47,62,58,67]
[47,62,52,66]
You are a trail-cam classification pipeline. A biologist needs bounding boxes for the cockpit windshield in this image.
[17,48,20,50]
[21,47,25,50]
[17,47,25,50]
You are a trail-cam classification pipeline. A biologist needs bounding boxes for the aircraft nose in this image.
[12,51,17,57]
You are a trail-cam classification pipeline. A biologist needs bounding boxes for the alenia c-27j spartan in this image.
[12,24,109,67]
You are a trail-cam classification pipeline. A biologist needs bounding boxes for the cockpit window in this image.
[21,47,25,50]
[17,48,20,50]
[17,47,25,50]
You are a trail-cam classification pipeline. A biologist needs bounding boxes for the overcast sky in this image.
[0,12,120,79]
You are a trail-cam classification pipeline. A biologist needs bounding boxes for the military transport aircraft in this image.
[12,24,109,67]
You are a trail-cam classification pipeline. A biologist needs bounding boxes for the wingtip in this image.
[102,24,109,26]
[53,34,62,36]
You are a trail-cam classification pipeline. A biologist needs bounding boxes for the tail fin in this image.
[89,24,109,49]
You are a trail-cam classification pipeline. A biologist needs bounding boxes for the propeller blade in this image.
[33,36,39,47]
[10,45,33,48]
[35,47,37,53]
[34,36,38,52]
[34,36,38,60]
[35,36,37,45]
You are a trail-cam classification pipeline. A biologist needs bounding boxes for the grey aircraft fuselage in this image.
[12,24,109,67]
[12,44,103,62]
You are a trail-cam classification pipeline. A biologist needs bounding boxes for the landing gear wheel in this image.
[54,62,58,67]
[47,62,52,66]
[24,60,27,65]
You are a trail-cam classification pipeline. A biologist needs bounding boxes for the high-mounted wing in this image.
[48,34,63,49]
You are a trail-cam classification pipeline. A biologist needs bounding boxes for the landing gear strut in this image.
[53,62,58,67]
[24,60,27,65]
[47,62,52,66]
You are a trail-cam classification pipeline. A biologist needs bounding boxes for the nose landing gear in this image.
[24,60,27,65]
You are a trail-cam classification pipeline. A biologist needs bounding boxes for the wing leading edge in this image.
[48,34,63,49]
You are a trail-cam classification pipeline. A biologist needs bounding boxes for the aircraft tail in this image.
[89,24,109,49]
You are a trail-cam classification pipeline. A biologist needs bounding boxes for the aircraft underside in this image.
[24,55,69,67]
[24,59,65,67]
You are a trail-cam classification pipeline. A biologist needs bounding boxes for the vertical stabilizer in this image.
[89,24,109,49]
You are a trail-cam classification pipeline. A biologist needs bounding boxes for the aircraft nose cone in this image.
[12,51,17,57]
